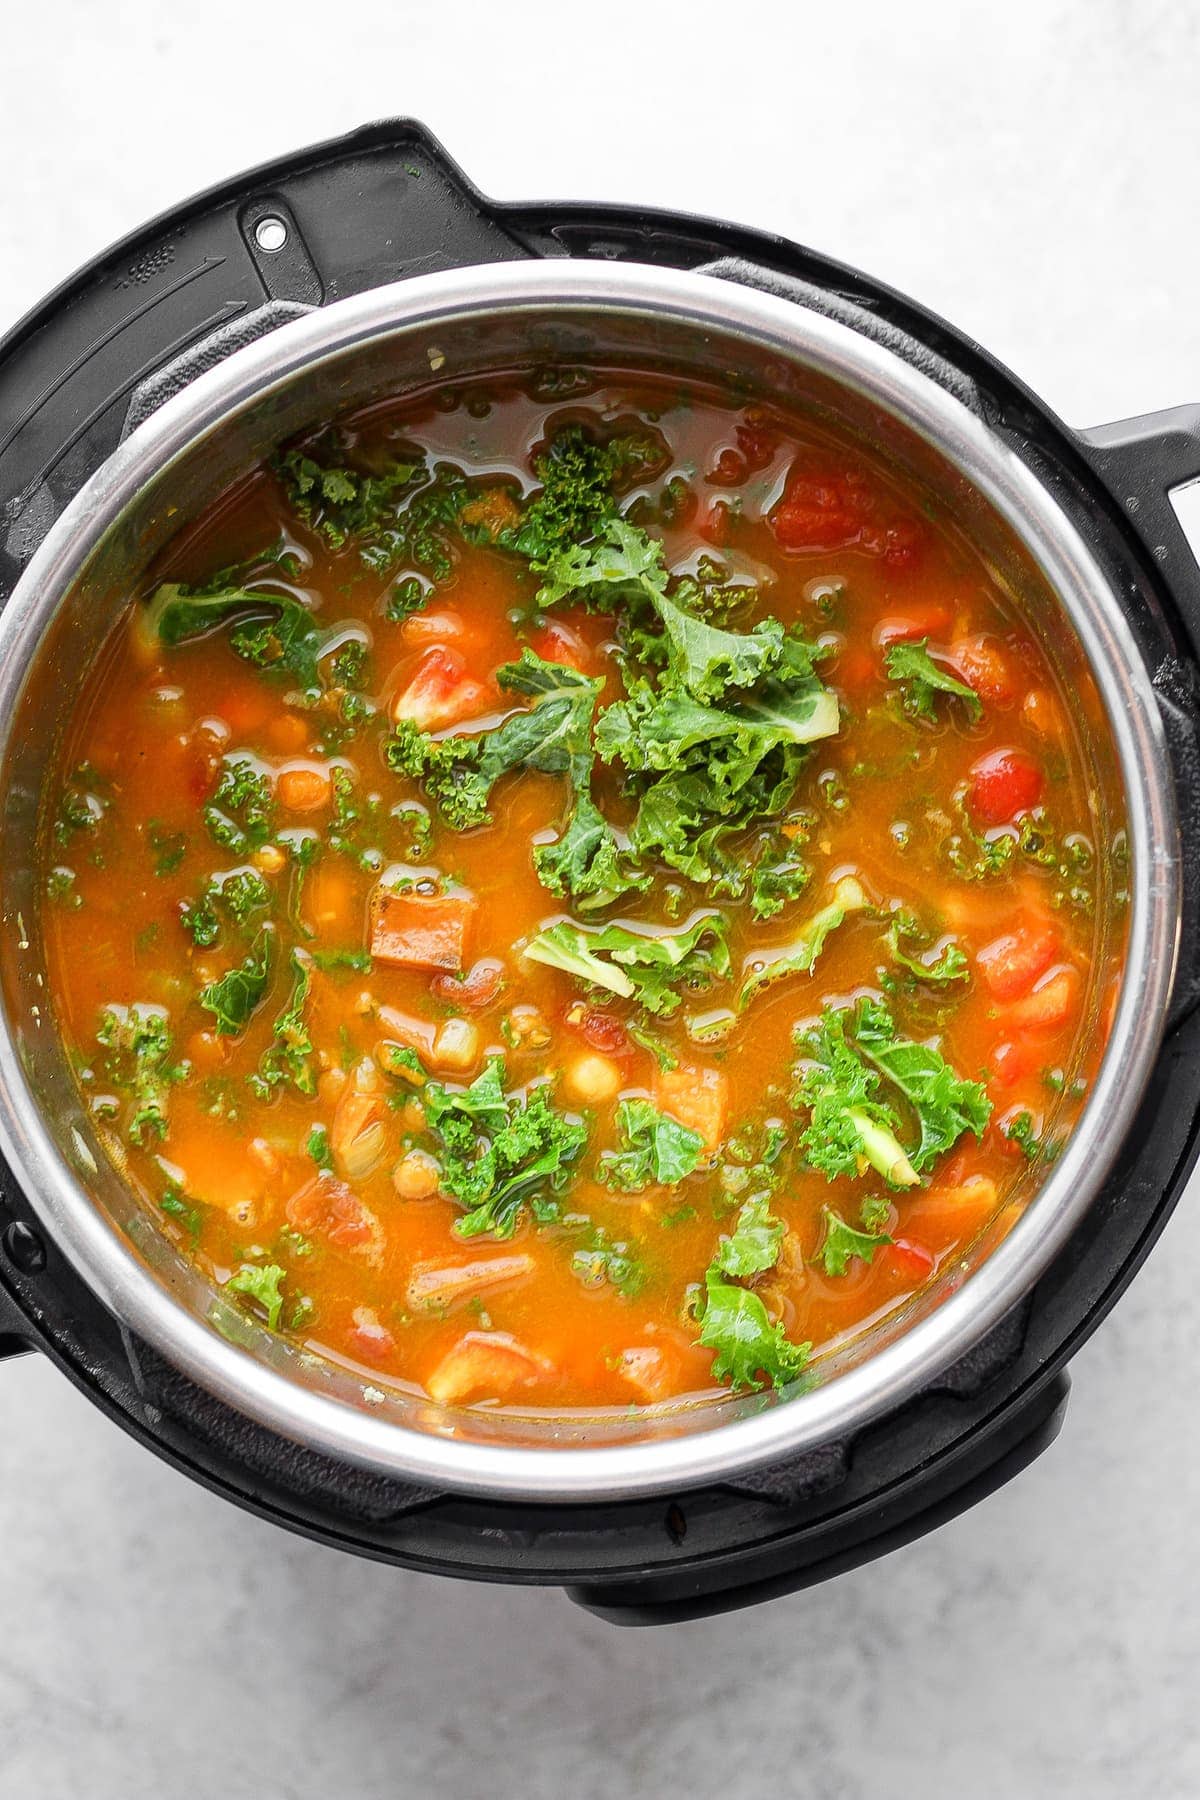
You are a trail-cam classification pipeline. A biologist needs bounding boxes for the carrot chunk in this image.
[655,1066,728,1152]
[426,1331,549,1406]
[276,765,332,812]
[369,889,476,971]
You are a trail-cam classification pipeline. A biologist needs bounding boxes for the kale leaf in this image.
[695,1193,808,1392]
[599,1098,705,1191]
[793,996,991,1187]
[140,583,327,691]
[199,927,273,1037]
[95,1003,188,1147]
[251,951,316,1097]
[739,875,868,1011]
[815,1203,893,1276]
[420,1057,588,1240]
[886,639,982,723]
[522,912,731,1017]
[225,1262,286,1331]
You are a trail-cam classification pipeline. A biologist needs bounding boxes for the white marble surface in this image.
[3,3,1200,1794]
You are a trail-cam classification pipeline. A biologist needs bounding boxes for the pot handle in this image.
[1078,408,1200,1024]
[567,1370,1070,1625]
[1078,405,1200,629]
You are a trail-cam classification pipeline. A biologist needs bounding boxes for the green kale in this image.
[420,1057,588,1240]
[531,792,650,914]
[306,1123,334,1170]
[199,927,273,1037]
[885,914,969,984]
[500,425,661,564]
[599,1098,705,1191]
[816,1203,893,1276]
[96,1003,188,1147]
[225,1261,286,1331]
[54,764,110,846]
[140,582,326,691]
[182,866,272,947]
[386,650,602,830]
[697,1196,808,1393]
[748,830,812,921]
[276,448,425,550]
[739,875,868,1011]
[793,996,991,1188]
[147,822,187,876]
[1004,1110,1042,1159]
[203,760,275,858]
[46,866,81,909]
[386,576,429,623]
[853,996,991,1171]
[522,912,730,1017]
[886,639,982,722]
[627,1021,679,1072]
[160,1186,204,1242]
[569,1223,647,1297]
[711,1194,786,1279]
[251,952,316,1097]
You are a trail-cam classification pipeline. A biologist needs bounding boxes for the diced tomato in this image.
[425,1331,549,1406]
[874,602,955,648]
[655,1066,728,1151]
[564,1003,630,1058]
[530,619,591,672]
[346,1305,395,1363]
[369,889,476,972]
[286,1174,384,1264]
[391,646,490,732]
[950,633,1017,706]
[735,421,778,471]
[874,516,927,571]
[770,468,867,552]
[697,499,732,546]
[967,746,1044,825]
[905,1177,999,1242]
[885,1238,936,1283]
[431,957,504,1010]
[1007,966,1080,1034]
[990,1039,1034,1087]
[977,924,1060,1000]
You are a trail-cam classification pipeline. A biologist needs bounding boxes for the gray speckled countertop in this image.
[3,5,1200,1794]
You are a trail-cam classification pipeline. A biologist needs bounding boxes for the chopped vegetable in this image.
[886,639,982,722]
[523,912,730,1017]
[600,1098,705,1191]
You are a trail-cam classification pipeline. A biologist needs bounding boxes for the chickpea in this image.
[252,844,286,876]
[566,1052,622,1105]
[393,1149,442,1201]
[318,1067,348,1108]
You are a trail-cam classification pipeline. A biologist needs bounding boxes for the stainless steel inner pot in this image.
[0,262,1178,1499]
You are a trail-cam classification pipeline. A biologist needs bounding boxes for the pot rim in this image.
[0,260,1179,1499]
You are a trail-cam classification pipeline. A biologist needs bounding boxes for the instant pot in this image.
[2,119,1199,1624]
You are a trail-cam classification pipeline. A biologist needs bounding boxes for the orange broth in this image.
[40,374,1118,1415]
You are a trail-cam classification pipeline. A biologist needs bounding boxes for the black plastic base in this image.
[2,119,1200,1622]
